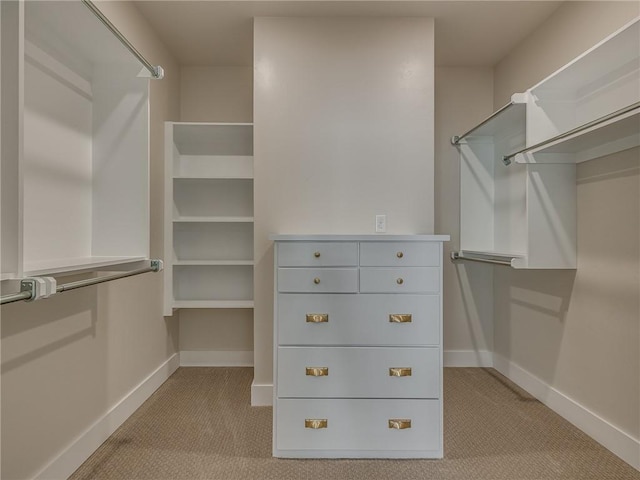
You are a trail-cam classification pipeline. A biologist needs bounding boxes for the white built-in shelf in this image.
[172,123,253,155]
[173,155,253,178]
[174,175,253,180]
[165,122,254,315]
[173,300,254,309]
[526,17,639,146]
[453,17,640,270]
[173,260,254,266]
[2,1,151,280]
[531,18,639,97]
[515,106,640,164]
[23,256,148,277]
[173,177,253,218]
[173,216,254,223]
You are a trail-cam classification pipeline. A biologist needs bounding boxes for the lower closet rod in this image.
[450,252,513,266]
[0,260,163,305]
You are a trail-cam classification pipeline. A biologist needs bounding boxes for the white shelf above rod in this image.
[502,101,640,166]
[0,260,163,305]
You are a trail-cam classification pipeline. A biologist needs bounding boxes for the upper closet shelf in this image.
[23,256,148,277]
[515,16,640,165]
[173,216,254,223]
[174,173,254,180]
[509,103,640,165]
[451,93,527,145]
[530,17,639,96]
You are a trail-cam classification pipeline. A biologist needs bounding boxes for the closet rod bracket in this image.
[19,280,35,302]
[151,259,164,272]
[14,277,57,303]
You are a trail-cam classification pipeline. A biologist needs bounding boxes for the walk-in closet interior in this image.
[1,1,638,478]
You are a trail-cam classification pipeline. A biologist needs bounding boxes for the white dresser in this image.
[271,234,449,458]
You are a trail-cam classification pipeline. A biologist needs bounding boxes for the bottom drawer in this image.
[275,398,441,458]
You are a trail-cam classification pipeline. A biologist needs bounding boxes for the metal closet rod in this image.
[502,101,640,166]
[0,260,162,306]
[450,100,518,146]
[81,0,164,79]
[450,252,513,267]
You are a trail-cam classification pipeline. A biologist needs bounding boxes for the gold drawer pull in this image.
[314,251,321,258]
[389,314,412,323]
[306,367,329,376]
[306,313,328,323]
[396,278,404,285]
[389,367,412,377]
[305,419,328,429]
[314,277,321,284]
[389,419,412,430]
[397,251,404,258]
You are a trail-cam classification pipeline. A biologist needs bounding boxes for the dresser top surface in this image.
[270,234,450,242]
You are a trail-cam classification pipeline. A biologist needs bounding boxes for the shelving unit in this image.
[452,16,639,269]
[1,1,152,280]
[525,17,640,148]
[164,122,254,315]
[511,101,640,165]
[452,94,575,269]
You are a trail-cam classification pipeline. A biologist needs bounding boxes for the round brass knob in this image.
[314,277,321,284]
[397,278,404,285]
[314,252,321,258]
[397,252,404,258]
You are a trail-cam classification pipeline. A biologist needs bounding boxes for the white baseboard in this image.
[444,349,494,367]
[493,353,640,471]
[180,350,253,367]
[34,353,180,480]
[251,381,273,406]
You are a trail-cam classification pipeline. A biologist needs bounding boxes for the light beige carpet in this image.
[70,367,640,480]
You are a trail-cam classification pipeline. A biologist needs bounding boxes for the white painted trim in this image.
[251,381,273,406]
[444,349,494,367]
[180,350,253,367]
[33,353,180,480]
[493,353,640,471]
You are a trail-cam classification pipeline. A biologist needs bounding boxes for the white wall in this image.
[178,66,254,362]
[435,67,495,365]
[176,42,499,376]
[253,17,435,403]
[180,66,252,123]
[492,0,639,468]
[0,2,181,478]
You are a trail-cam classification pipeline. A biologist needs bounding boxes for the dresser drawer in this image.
[278,268,358,293]
[277,346,440,398]
[277,294,440,346]
[360,242,440,267]
[360,267,439,293]
[277,242,358,267]
[275,398,441,456]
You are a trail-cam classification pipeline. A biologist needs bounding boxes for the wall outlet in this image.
[375,215,386,233]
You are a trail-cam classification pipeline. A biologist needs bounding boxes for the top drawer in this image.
[277,242,358,267]
[360,242,440,267]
